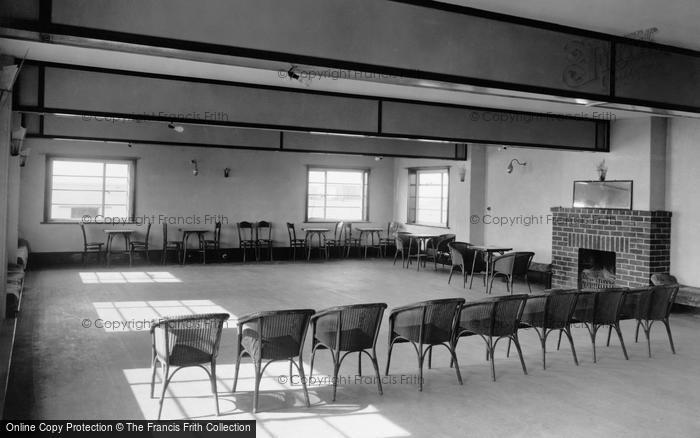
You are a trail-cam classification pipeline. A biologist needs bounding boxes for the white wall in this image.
[18,139,396,252]
[483,118,655,263]
[666,117,700,287]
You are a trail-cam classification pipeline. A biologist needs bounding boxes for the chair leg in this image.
[370,351,383,395]
[663,318,676,354]
[358,351,362,376]
[150,356,158,398]
[606,325,613,347]
[332,354,341,402]
[587,324,599,363]
[427,346,432,369]
[512,333,528,376]
[635,320,641,343]
[385,341,394,375]
[309,348,316,379]
[157,364,169,420]
[253,364,262,413]
[563,326,579,366]
[557,329,563,351]
[643,323,652,358]
[488,339,496,382]
[614,324,629,360]
[448,266,455,284]
[526,276,532,294]
[210,361,220,416]
[232,354,242,392]
[447,345,463,385]
[296,359,311,408]
[417,346,425,392]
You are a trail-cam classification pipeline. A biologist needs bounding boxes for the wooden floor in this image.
[5,259,700,437]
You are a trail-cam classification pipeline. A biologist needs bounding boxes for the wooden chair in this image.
[200,221,222,263]
[129,222,152,265]
[233,309,315,412]
[453,294,529,381]
[309,303,387,401]
[150,313,229,420]
[255,221,273,261]
[323,221,344,258]
[237,221,257,262]
[343,223,362,258]
[507,290,580,369]
[286,223,307,262]
[379,221,399,257]
[79,223,103,266]
[386,298,465,391]
[393,234,412,268]
[161,223,182,265]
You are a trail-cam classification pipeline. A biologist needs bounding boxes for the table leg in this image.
[200,232,206,264]
[182,233,188,266]
[106,234,113,268]
[125,234,132,267]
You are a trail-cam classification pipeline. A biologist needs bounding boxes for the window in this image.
[408,168,449,227]
[306,168,369,221]
[46,157,135,222]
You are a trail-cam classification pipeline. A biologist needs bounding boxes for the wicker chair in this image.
[309,303,387,401]
[286,223,307,262]
[507,290,579,369]
[385,298,465,391]
[468,247,489,290]
[488,252,535,295]
[447,242,473,288]
[161,223,183,265]
[425,234,456,271]
[559,289,628,363]
[255,221,273,261]
[393,233,412,268]
[232,309,315,412]
[129,222,152,265]
[635,284,679,357]
[150,313,229,420]
[79,223,103,266]
[605,287,652,349]
[453,294,529,381]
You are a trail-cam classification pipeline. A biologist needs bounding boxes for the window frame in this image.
[407,166,450,228]
[305,166,370,222]
[44,155,137,223]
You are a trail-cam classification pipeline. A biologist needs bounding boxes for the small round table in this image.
[104,229,134,267]
[302,228,330,260]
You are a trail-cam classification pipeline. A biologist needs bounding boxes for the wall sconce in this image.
[224,167,231,178]
[506,158,527,174]
[191,159,199,176]
[458,166,467,182]
[168,122,184,133]
[19,147,30,167]
[10,126,26,156]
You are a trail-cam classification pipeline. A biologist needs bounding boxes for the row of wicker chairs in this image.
[149,281,678,418]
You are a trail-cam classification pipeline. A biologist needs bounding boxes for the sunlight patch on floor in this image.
[79,271,182,284]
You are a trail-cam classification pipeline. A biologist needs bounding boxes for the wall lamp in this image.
[506,159,527,174]
[168,122,184,133]
[10,126,26,156]
[224,167,231,178]
[191,159,199,176]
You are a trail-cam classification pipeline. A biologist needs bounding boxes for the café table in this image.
[470,244,513,290]
[356,226,384,258]
[180,228,210,265]
[104,229,134,267]
[405,233,439,271]
[302,227,330,261]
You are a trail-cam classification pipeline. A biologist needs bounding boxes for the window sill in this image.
[406,223,450,229]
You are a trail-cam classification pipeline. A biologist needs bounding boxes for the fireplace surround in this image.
[551,207,671,288]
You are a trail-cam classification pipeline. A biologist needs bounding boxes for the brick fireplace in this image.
[551,207,671,288]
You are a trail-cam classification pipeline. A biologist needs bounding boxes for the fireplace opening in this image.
[578,248,616,289]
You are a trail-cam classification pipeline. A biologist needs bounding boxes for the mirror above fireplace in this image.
[573,180,633,209]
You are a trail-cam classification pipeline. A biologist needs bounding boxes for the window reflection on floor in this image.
[92,300,234,332]
[123,362,411,437]
[79,271,182,284]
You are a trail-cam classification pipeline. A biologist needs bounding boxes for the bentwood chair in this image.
[393,234,412,268]
[161,223,183,265]
[379,221,400,257]
[425,234,456,271]
[150,313,229,420]
[233,309,315,413]
[255,221,273,261]
[79,223,104,266]
[386,298,465,391]
[447,242,473,288]
[129,222,152,265]
[507,290,579,369]
[636,284,680,357]
[560,289,628,363]
[324,221,345,258]
[343,223,362,258]
[309,303,387,401]
[201,221,222,263]
[286,223,307,262]
[453,294,529,381]
[237,221,257,262]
